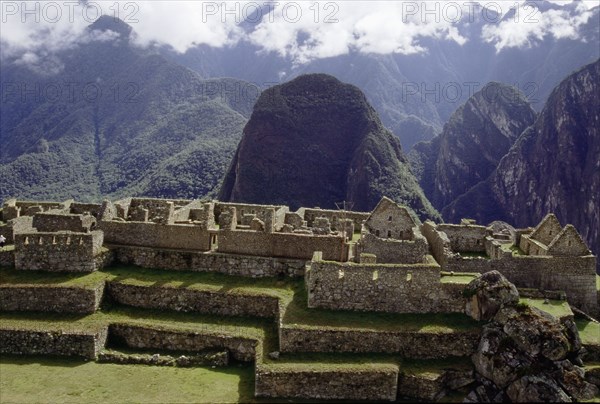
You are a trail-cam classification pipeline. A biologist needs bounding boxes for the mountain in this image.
[0,16,258,203]
[218,74,440,220]
[409,83,536,211]
[445,59,600,266]
[163,3,600,150]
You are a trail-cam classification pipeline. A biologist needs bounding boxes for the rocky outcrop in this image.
[464,270,519,321]
[409,83,536,211]
[446,60,600,269]
[219,74,440,221]
[465,271,599,402]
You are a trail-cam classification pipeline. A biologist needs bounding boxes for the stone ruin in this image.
[0,196,598,402]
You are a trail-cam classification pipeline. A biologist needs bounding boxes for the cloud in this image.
[247,1,473,63]
[0,0,597,66]
[481,1,597,51]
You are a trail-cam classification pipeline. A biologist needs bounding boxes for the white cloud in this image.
[0,0,596,66]
[481,1,597,51]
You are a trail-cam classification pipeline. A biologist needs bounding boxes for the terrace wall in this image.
[0,283,104,314]
[108,323,258,362]
[278,327,480,359]
[255,366,399,401]
[113,246,306,278]
[106,282,280,318]
[0,327,107,360]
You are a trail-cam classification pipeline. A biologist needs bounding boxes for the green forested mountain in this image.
[0,16,258,203]
[219,74,440,221]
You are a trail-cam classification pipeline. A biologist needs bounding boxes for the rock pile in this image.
[464,271,598,402]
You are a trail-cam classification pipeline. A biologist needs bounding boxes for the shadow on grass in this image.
[0,354,87,368]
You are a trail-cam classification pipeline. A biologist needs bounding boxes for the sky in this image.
[0,0,598,64]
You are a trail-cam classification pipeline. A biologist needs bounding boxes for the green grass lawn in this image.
[0,356,257,403]
[520,298,573,319]
[440,272,478,284]
[0,267,107,288]
[104,266,297,299]
[576,319,600,346]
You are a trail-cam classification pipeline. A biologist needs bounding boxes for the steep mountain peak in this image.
[88,15,133,39]
[219,74,440,220]
[428,82,536,210]
[445,59,600,269]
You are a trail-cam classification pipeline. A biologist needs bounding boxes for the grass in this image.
[0,355,258,403]
[104,265,297,299]
[440,272,477,284]
[500,244,526,256]
[520,297,573,319]
[457,252,489,259]
[0,244,14,252]
[0,304,272,341]
[576,319,600,346]
[0,267,107,289]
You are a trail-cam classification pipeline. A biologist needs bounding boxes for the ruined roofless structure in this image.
[1,196,597,315]
[0,196,599,402]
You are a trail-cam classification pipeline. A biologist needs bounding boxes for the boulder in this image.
[465,271,519,321]
[506,375,571,402]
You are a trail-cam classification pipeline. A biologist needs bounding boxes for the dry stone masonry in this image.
[1,195,598,402]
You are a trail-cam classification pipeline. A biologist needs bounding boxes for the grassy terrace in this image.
[0,267,107,288]
[500,244,526,256]
[281,287,480,333]
[0,356,259,404]
[440,272,478,284]
[576,319,600,346]
[520,297,573,319]
[457,252,489,259]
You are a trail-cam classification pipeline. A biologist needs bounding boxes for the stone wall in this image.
[127,198,190,224]
[0,284,104,314]
[106,282,280,318]
[278,326,480,359]
[356,231,429,264]
[33,212,96,233]
[441,254,597,314]
[0,327,107,360]
[2,200,65,220]
[2,216,34,244]
[70,203,103,217]
[303,208,369,230]
[255,365,399,401]
[365,198,416,240]
[108,323,258,362]
[421,221,451,265]
[217,229,348,261]
[0,248,14,267]
[113,246,306,278]
[14,231,104,272]
[437,224,488,253]
[100,221,211,251]
[306,254,466,313]
[215,202,288,228]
